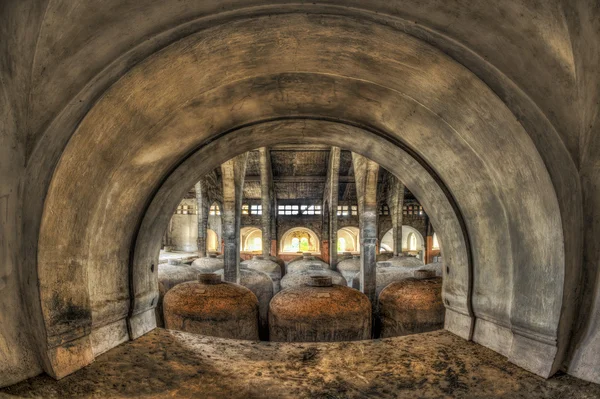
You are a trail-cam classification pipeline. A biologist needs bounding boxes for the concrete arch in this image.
[35,14,569,380]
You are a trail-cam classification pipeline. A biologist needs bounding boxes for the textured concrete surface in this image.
[1,0,599,388]
[2,329,600,398]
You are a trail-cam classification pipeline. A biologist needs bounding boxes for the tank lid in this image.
[208,254,217,259]
[253,255,265,260]
[307,263,324,270]
[308,275,332,287]
[414,269,436,279]
[198,273,222,284]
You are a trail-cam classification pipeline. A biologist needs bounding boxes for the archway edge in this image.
[131,118,473,345]
[35,14,568,379]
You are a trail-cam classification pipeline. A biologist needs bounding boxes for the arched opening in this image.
[408,233,417,251]
[337,227,360,253]
[31,13,571,382]
[241,227,262,253]
[280,227,320,254]
[337,237,346,253]
[207,229,219,253]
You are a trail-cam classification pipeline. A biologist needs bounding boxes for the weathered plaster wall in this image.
[565,0,600,384]
[0,0,47,387]
[31,14,570,381]
[0,0,596,388]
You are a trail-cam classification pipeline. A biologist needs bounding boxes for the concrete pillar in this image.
[391,180,405,256]
[425,219,434,264]
[352,153,380,306]
[194,180,210,257]
[259,147,273,256]
[327,147,341,267]
[221,153,248,283]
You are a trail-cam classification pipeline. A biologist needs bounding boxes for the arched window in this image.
[408,232,417,251]
[250,237,262,252]
[241,227,262,252]
[207,229,219,252]
[432,233,440,249]
[338,237,347,252]
[280,227,320,253]
[300,237,309,252]
[291,237,300,252]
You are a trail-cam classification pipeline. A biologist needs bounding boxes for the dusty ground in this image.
[1,329,599,398]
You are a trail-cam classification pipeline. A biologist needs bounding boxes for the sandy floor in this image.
[2,329,599,398]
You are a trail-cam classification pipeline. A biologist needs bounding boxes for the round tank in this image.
[350,262,416,295]
[242,256,282,293]
[419,260,443,277]
[336,252,354,264]
[286,255,330,274]
[266,256,286,278]
[214,267,273,340]
[163,273,259,340]
[285,252,313,265]
[378,270,444,338]
[336,255,361,287]
[216,254,245,262]
[191,254,224,273]
[386,254,424,268]
[376,252,394,262]
[280,265,347,290]
[269,276,371,342]
[155,263,198,327]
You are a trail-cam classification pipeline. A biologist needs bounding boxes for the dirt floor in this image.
[1,329,599,398]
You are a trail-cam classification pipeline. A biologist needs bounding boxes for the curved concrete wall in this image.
[35,14,567,380]
[0,0,597,388]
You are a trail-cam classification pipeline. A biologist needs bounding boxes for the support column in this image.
[391,179,405,256]
[259,147,274,256]
[221,153,248,283]
[195,179,209,257]
[425,219,434,264]
[325,147,341,267]
[352,153,380,306]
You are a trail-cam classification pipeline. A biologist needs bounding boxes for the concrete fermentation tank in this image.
[191,253,224,273]
[155,262,198,327]
[163,273,260,340]
[386,255,424,268]
[351,261,416,295]
[280,265,347,290]
[242,256,282,293]
[378,270,444,338]
[266,255,287,278]
[214,267,273,339]
[420,260,443,277]
[286,254,330,274]
[269,276,371,342]
[336,255,361,287]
